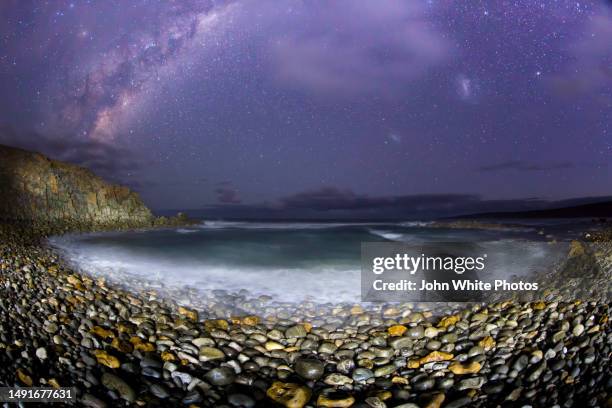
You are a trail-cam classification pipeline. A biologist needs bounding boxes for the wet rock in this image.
[80,393,107,408]
[295,358,324,380]
[266,381,311,408]
[286,324,308,338]
[100,373,135,402]
[205,367,236,386]
[35,347,47,360]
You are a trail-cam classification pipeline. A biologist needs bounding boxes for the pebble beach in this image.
[0,224,610,408]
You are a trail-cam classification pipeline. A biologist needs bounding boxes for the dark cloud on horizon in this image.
[478,160,576,172]
[215,182,242,204]
[190,187,612,220]
[277,187,479,212]
[189,187,612,219]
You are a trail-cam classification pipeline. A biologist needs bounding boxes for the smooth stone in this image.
[319,343,338,354]
[192,337,215,348]
[141,367,161,378]
[100,373,135,402]
[140,356,162,368]
[205,367,236,386]
[336,359,355,374]
[286,325,308,339]
[199,347,225,362]
[228,393,256,408]
[45,323,58,334]
[527,361,546,382]
[374,364,397,377]
[512,355,529,372]
[444,397,473,408]
[35,347,47,360]
[150,384,170,399]
[530,350,543,364]
[171,371,193,386]
[457,376,485,390]
[324,373,353,386]
[364,396,386,408]
[81,393,107,408]
[413,377,435,391]
[389,337,413,350]
[352,368,374,382]
[182,390,202,404]
[294,358,325,380]
[572,324,584,336]
[406,326,424,339]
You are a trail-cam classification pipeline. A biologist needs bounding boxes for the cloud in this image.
[215,182,241,204]
[278,186,479,212]
[478,160,575,173]
[269,1,449,96]
[198,186,612,219]
[0,124,141,182]
[549,6,612,99]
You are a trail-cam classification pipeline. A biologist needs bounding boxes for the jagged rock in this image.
[0,144,193,233]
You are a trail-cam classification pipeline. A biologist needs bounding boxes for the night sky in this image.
[1,1,610,218]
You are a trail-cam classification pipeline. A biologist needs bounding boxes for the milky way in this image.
[0,0,610,215]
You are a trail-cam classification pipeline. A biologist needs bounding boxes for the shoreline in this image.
[0,223,610,407]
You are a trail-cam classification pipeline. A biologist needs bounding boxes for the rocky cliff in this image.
[0,144,177,232]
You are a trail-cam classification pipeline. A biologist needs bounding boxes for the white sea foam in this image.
[399,221,434,227]
[176,228,198,234]
[368,229,404,241]
[49,234,362,303]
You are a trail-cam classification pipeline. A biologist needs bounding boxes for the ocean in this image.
[48,220,585,304]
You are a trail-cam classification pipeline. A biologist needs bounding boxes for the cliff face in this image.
[0,144,155,229]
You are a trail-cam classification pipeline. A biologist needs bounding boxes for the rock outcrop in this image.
[0,144,184,232]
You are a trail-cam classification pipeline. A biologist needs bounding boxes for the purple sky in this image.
[0,0,610,216]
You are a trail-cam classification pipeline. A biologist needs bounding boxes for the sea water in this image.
[48,220,574,304]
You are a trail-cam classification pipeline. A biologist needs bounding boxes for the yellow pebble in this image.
[407,359,420,369]
[391,376,408,385]
[266,381,311,408]
[316,394,355,407]
[478,336,495,351]
[204,319,229,331]
[134,342,155,352]
[16,368,33,386]
[425,393,445,408]
[376,390,392,401]
[93,350,120,369]
[161,351,176,361]
[437,315,459,328]
[91,326,114,339]
[419,351,454,364]
[387,325,407,337]
[242,315,260,326]
[178,306,198,322]
[449,361,481,375]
